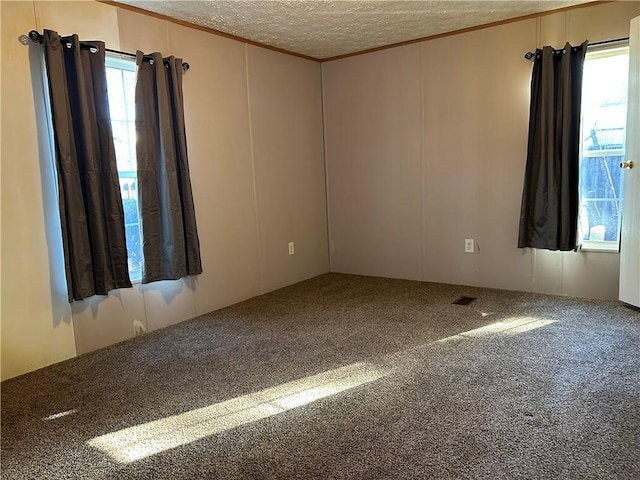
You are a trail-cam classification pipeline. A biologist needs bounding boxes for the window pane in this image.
[123,69,136,122]
[124,210,143,282]
[106,56,142,282]
[112,120,133,170]
[106,68,126,122]
[578,48,629,247]
[579,155,624,242]
[128,123,137,170]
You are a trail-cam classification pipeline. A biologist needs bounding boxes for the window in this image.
[105,56,143,281]
[578,46,629,251]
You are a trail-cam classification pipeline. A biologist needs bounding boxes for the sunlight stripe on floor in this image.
[437,316,558,344]
[88,362,390,463]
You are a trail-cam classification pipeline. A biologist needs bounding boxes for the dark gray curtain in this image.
[518,41,588,251]
[43,29,132,301]
[135,51,202,283]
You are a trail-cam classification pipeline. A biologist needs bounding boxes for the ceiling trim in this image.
[102,1,608,63]
[100,0,320,62]
[321,0,608,62]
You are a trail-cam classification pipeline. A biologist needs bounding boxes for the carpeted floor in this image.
[1,273,639,479]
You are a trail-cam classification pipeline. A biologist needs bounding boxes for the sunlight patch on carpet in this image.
[43,409,77,421]
[437,316,558,343]
[88,362,391,463]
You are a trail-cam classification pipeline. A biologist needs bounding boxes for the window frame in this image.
[578,44,629,253]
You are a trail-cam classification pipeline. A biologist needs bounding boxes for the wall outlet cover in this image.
[464,239,474,253]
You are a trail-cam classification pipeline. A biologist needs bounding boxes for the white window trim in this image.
[106,54,136,72]
[578,242,620,253]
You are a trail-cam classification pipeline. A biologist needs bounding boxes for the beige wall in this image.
[323,46,423,280]
[323,1,640,299]
[248,45,329,293]
[0,1,328,380]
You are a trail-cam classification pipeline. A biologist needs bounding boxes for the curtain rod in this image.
[524,37,629,60]
[28,30,190,72]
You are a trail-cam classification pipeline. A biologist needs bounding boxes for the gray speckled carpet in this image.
[2,273,639,479]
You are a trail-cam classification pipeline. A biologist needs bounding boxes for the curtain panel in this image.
[135,51,202,283]
[518,41,588,251]
[43,29,132,301]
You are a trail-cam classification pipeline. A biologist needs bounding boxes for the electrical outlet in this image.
[288,241,295,256]
[464,239,474,253]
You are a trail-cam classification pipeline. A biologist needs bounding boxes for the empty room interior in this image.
[1,0,639,478]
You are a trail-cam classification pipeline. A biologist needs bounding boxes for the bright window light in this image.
[578,46,629,251]
[105,56,143,282]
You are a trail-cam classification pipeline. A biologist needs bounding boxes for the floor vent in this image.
[453,296,476,306]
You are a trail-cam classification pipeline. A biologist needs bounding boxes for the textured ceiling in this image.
[117,0,592,60]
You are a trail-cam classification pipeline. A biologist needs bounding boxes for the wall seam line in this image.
[419,44,425,282]
[32,0,39,30]
[164,17,196,319]
[320,63,332,273]
[532,15,540,294]
[245,43,265,294]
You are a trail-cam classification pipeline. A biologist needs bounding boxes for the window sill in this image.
[579,242,620,253]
